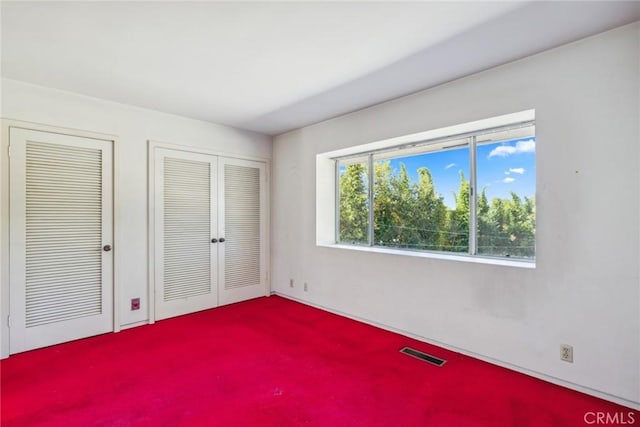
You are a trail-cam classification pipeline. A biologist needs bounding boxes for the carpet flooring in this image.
[1,296,637,426]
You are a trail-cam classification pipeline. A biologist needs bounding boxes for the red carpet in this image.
[1,296,637,426]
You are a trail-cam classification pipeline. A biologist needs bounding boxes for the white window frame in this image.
[316,110,536,269]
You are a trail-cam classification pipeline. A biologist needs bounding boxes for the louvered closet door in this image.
[9,128,113,354]
[218,158,267,306]
[154,149,218,320]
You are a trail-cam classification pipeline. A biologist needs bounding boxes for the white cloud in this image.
[504,171,510,175]
[503,177,515,183]
[509,167,525,174]
[445,163,456,170]
[488,139,536,158]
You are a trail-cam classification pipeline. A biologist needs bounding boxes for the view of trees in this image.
[339,160,535,258]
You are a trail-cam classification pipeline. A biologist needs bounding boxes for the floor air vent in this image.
[400,347,446,367]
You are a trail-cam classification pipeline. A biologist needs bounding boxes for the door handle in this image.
[211,238,218,243]
[219,238,225,243]
[103,244,112,252]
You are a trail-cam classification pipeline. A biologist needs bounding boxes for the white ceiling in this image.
[2,1,639,136]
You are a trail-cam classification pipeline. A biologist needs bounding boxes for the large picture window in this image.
[336,121,536,260]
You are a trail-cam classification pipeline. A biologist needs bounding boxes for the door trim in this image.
[147,140,270,324]
[1,119,120,358]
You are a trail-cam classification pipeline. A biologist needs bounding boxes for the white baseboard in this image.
[119,320,149,330]
[274,292,640,411]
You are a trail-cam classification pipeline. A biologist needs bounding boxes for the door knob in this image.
[219,238,225,243]
[211,238,218,243]
[103,244,112,252]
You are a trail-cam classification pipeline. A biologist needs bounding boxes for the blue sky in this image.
[388,137,536,208]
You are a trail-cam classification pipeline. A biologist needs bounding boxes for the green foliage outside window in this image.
[338,163,368,244]
[339,161,535,258]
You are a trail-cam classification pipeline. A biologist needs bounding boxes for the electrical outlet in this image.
[131,298,141,311]
[289,279,294,288]
[304,282,308,292]
[560,344,573,363]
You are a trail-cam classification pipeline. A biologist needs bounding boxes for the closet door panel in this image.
[218,157,267,305]
[154,149,218,320]
[9,128,113,353]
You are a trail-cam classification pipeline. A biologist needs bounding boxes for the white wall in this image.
[0,79,272,357]
[271,23,640,407]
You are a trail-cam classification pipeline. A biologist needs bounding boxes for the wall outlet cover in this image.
[560,344,573,363]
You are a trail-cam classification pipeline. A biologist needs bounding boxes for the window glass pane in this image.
[476,132,536,259]
[338,159,369,244]
[373,142,470,253]
[334,119,535,261]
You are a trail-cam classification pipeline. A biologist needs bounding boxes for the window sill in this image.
[317,243,536,269]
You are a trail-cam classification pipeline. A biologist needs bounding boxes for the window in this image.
[338,157,369,245]
[336,120,535,260]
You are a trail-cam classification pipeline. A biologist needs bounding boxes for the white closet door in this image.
[154,149,218,320]
[218,157,267,305]
[9,128,113,353]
